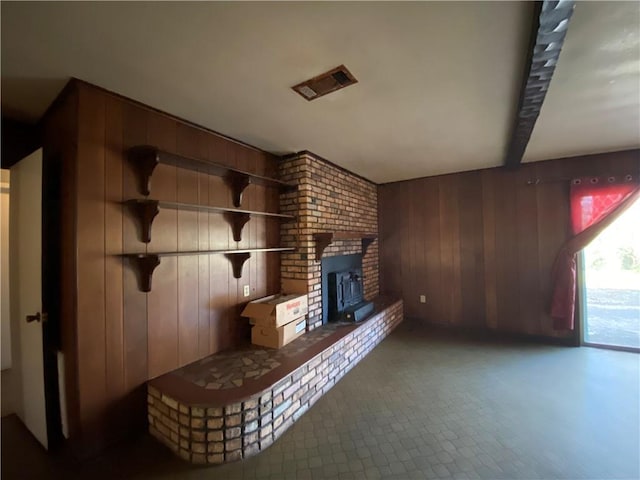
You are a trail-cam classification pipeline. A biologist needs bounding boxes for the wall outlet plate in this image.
[243,285,250,297]
[419,295,426,304]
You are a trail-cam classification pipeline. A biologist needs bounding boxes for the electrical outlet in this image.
[243,285,250,297]
[419,295,426,304]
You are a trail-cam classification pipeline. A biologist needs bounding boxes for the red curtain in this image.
[550,176,640,330]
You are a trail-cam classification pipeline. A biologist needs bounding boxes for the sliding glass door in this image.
[581,199,640,351]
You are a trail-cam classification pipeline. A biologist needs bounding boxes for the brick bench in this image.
[147,297,403,465]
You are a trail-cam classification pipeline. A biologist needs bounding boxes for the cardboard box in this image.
[251,317,306,349]
[241,293,308,328]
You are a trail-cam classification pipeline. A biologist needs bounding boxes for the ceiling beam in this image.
[504,0,576,168]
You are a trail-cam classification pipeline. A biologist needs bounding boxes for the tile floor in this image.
[2,320,639,480]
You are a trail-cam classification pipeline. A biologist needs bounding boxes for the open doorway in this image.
[581,198,640,351]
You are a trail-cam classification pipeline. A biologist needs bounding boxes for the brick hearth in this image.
[147,298,403,464]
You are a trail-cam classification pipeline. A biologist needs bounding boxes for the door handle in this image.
[26,312,47,323]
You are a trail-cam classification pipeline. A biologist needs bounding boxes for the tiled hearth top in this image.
[175,323,342,390]
[150,296,398,407]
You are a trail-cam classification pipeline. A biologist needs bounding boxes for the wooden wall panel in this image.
[378,184,403,298]
[411,181,427,320]
[457,173,485,327]
[481,170,498,328]
[197,171,211,358]
[76,89,107,437]
[147,113,179,379]
[422,177,441,323]
[493,169,519,330]
[175,126,203,367]
[210,254,229,353]
[404,182,418,318]
[438,175,462,325]
[398,183,411,314]
[378,150,640,340]
[52,81,282,454]
[104,96,125,413]
[516,167,541,335]
[264,150,281,294]
[121,102,149,401]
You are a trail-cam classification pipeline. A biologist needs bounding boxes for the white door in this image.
[10,148,48,449]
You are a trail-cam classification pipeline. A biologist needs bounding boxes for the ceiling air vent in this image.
[292,65,358,101]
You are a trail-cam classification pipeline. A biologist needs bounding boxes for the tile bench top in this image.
[149,296,399,406]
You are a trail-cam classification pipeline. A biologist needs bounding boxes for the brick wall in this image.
[279,152,379,330]
[147,299,403,464]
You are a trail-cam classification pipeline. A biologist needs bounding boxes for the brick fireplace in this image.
[279,151,379,330]
[147,150,402,465]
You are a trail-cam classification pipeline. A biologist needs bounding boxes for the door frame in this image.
[577,250,587,346]
[41,150,64,448]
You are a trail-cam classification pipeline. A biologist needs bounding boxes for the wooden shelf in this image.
[127,145,297,206]
[157,201,294,219]
[124,248,294,292]
[313,232,377,261]
[124,199,295,243]
[124,146,298,291]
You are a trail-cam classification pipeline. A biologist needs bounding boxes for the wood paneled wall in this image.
[378,150,639,340]
[44,81,281,454]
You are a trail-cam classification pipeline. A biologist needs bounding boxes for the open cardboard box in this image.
[241,279,308,328]
[251,317,307,349]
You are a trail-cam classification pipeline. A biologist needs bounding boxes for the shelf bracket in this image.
[225,252,251,279]
[127,254,161,292]
[225,171,251,208]
[313,233,334,261]
[125,200,160,243]
[127,146,160,196]
[362,237,375,257]
[224,212,252,242]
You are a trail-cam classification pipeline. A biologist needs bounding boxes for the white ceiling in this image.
[524,1,640,162]
[1,2,638,183]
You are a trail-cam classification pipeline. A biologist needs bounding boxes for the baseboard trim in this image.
[403,318,576,347]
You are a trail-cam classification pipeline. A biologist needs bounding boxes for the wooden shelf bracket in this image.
[361,237,376,257]
[125,199,160,243]
[224,212,252,242]
[126,145,296,203]
[123,247,293,291]
[127,254,161,292]
[313,233,334,261]
[127,146,159,196]
[224,171,251,208]
[124,199,294,243]
[225,252,252,279]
